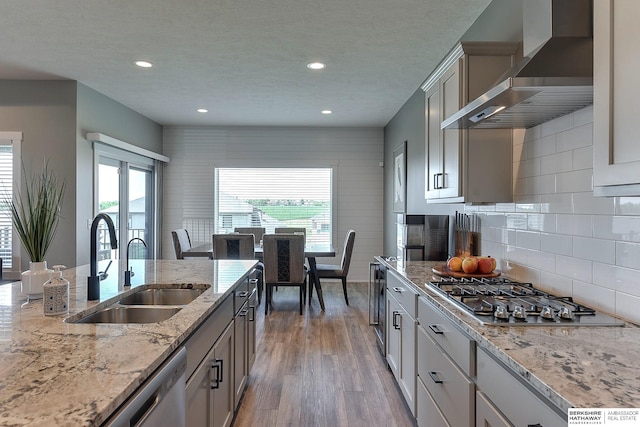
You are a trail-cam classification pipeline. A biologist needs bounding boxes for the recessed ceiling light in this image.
[134,60,153,68]
[307,62,326,70]
[197,108,208,113]
[321,110,332,115]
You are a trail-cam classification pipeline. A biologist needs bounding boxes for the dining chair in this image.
[314,229,356,305]
[262,233,307,315]
[213,233,264,304]
[234,227,266,244]
[274,227,306,236]
[172,228,212,260]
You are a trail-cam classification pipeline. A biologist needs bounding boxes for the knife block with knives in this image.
[454,211,479,257]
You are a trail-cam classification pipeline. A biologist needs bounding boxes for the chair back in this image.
[171,229,192,259]
[262,233,305,284]
[340,230,356,274]
[212,233,255,260]
[234,227,266,243]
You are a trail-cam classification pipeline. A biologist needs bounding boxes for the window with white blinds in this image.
[214,168,332,244]
[0,145,13,269]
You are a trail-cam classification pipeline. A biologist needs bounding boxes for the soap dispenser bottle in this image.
[44,265,69,316]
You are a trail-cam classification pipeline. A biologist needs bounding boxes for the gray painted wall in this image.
[0,81,161,274]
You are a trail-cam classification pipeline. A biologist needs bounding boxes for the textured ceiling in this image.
[1,0,492,127]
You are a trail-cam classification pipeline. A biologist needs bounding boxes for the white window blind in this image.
[215,168,332,245]
[0,146,13,268]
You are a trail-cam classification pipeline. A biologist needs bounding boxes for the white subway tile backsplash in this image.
[614,292,640,324]
[527,134,557,159]
[540,151,573,175]
[527,249,555,271]
[556,170,593,193]
[593,262,640,298]
[518,157,541,178]
[616,197,640,215]
[541,112,574,137]
[593,216,640,242]
[557,214,593,237]
[572,146,593,171]
[615,241,640,269]
[572,236,615,264]
[516,230,541,250]
[541,232,573,255]
[539,271,573,295]
[555,255,592,282]
[573,192,615,215]
[540,193,573,214]
[530,174,556,195]
[573,105,593,127]
[573,280,616,316]
[505,213,528,229]
[527,213,556,232]
[556,122,593,152]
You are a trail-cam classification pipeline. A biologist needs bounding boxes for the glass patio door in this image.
[97,154,155,261]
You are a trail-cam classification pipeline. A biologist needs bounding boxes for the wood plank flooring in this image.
[232,282,416,427]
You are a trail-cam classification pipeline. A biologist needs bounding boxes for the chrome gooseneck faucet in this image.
[125,237,147,286]
[87,213,118,300]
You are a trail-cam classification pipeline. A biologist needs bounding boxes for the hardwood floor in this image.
[232,282,416,427]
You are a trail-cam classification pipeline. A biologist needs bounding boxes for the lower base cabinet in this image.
[186,322,235,427]
[476,391,511,427]
[416,376,449,427]
[476,348,567,427]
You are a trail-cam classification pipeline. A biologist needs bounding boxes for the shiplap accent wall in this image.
[162,126,384,282]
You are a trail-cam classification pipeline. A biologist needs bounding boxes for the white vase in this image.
[22,261,54,300]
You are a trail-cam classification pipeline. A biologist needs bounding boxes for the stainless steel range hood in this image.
[442,0,593,130]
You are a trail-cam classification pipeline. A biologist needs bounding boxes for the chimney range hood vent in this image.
[442,0,593,130]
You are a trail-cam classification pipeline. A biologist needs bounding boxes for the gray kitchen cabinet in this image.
[233,279,258,409]
[422,42,517,203]
[476,347,566,427]
[247,287,257,373]
[476,391,512,427]
[185,295,236,427]
[386,269,418,416]
[416,296,474,427]
[593,0,640,196]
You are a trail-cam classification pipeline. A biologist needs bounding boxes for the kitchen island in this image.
[0,259,256,426]
[379,258,640,418]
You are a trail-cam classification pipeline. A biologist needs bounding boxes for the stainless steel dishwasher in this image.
[104,346,187,427]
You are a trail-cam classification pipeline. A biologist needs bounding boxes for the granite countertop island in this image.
[378,258,640,414]
[0,259,256,426]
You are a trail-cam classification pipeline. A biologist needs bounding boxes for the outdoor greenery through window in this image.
[215,168,332,245]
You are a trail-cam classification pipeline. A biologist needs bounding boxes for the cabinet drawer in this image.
[387,270,417,318]
[477,348,567,427]
[184,295,233,380]
[476,391,512,427]
[418,330,474,427]
[417,377,450,427]
[418,296,474,375]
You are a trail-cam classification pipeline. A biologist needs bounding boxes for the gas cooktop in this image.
[426,277,625,326]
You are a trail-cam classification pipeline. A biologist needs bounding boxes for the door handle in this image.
[237,291,249,297]
[393,311,401,330]
[428,371,444,384]
[249,305,255,322]
[392,287,404,293]
[428,324,444,334]
[210,361,220,389]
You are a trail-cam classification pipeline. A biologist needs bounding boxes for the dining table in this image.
[183,241,336,311]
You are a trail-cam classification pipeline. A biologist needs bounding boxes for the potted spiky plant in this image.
[5,161,65,299]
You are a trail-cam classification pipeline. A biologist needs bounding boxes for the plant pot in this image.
[22,261,54,300]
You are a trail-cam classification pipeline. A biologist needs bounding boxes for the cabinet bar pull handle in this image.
[393,311,401,330]
[239,309,249,317]
[249,305,255,322]
[428,324,444,334]
[527,424,543,427]
[216,358,224,383]
[237,291,249,297]
[210,361,220,389]
[392,287,404,293]
[428,371,444,384]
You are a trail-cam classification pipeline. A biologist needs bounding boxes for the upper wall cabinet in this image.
[593,0,640,196]
[422,42,518,203]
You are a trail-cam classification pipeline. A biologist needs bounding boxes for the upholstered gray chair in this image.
[262,233,307,315]
[274,227,306,237]
[213,233,263,304]
[171,228,213,260]
[234,227,266,244]
[315,229,356,305]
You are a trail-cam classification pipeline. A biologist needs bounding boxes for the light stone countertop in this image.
[0,259,256,426]
[378,258,640,415]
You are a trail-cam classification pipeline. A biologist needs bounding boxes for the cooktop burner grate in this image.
[426,277,624,326]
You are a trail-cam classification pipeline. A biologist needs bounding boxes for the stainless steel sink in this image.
[117,288,205,306]
[72,306,183,324]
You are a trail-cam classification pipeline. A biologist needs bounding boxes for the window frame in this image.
[0,132,22,276]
